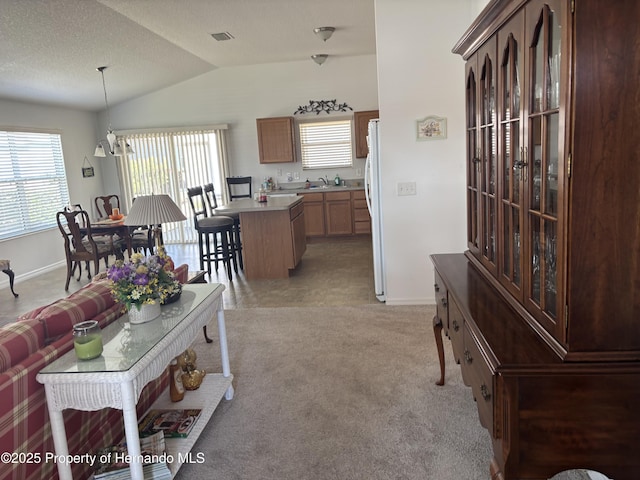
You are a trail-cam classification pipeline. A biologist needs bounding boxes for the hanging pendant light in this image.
[94,66,133,157]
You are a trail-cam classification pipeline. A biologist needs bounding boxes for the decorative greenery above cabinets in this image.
[294,99,352,115]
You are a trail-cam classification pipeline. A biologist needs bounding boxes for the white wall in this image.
[374,0,477,304]
[0,98,105,278]
[101,54,379,194]
[2,0,488,303]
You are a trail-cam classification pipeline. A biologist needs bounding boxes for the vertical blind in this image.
[299,120,353,169]
[117,128,229,244]
[0,129,70,240]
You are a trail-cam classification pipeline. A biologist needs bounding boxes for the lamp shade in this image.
[124,194,186,226]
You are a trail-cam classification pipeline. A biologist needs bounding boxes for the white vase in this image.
[127,302,161,324]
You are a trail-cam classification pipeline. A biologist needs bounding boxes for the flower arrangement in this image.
[106,252,181,311]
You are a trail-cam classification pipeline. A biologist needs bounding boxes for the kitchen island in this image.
[215,196,306,280]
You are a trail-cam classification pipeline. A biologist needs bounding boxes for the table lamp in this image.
[124,194,186,252]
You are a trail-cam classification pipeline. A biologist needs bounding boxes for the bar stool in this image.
[204,183,243,271]
[187,186,237,279]
[226,176,252,200]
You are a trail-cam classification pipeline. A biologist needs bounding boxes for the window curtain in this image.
[116,127,229,244]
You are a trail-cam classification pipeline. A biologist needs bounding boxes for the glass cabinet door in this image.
[477,38,498,275]
[465,59,480,257]
[524,0,565,336]
[498,10,525,298]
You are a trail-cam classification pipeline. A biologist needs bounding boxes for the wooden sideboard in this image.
[432,254,640,480]
[432,1,640,479]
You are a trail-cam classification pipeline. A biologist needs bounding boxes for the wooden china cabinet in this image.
[432,1,640,479]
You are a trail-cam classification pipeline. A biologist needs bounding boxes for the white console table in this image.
[37,284,234,480]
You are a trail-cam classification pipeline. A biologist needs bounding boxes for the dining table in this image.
[84,217,136,258]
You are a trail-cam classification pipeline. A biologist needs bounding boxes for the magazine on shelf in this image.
[138,408,202,439]
[93,431,171,479]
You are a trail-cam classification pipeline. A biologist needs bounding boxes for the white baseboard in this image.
[0,260,66,291]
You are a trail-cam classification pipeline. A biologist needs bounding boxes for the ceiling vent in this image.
[211,32,234,41]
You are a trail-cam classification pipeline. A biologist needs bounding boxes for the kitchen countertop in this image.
[214,196,302,214]
[268,185,365,195]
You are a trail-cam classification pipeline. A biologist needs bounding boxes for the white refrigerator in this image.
[364,119,385,302]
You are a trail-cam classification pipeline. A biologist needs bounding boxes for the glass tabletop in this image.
[40,284,221,375]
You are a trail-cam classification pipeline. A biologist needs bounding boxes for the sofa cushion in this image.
[0,320,45,373]
[33,279,116,342]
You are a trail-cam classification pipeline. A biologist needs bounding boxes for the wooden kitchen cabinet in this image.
[300,189,369,237]
[352,190,370,234]
[225,197,306,279]
[324,191,353,236]
[300,192,325,237]
[290,201,306,267]
[353,110,379,158]
[432,2,640,479]
[256,116,295,164]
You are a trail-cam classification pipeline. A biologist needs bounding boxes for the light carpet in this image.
[175,305,594,480]
[176,305,493,480]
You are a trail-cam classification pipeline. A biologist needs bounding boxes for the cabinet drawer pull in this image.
[480,384,491,401]
[440,297,448,308]
[464,349,473,364]
[452,319,460,332]
[434,283,440,292]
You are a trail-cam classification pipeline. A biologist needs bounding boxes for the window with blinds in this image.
[299,120,353,169]
[0,130,70,240]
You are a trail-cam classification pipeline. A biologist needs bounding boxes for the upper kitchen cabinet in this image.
[256,117,296,163]
[353,110,379,158]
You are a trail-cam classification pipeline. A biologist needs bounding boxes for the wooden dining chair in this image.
[65,203,124,259]
[94,195,120,218]
[226,176,252,200]
[56,209,112,290]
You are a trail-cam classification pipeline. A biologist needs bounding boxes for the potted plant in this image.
[106,252,181,324]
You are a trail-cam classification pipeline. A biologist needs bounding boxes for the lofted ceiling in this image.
[0,0,376,111]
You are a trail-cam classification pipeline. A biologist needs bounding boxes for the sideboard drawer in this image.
[462,326,494,431]
[434,272,449,332]
[448,297,465,366]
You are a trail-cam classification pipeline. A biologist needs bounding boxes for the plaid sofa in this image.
[0,264,189,480]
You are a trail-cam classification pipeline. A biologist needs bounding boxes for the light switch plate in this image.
[397,181,417,196]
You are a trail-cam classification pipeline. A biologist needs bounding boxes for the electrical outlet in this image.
[397,181,417,196]
[276,168,282,177]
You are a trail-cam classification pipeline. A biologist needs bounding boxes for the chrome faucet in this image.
[318,176,328,185]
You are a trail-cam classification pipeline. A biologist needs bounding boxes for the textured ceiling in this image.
[0,0,376,111]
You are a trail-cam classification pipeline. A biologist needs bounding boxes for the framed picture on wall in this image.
[417,116,447,140]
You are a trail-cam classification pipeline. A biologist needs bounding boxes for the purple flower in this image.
[133,273,149,285]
